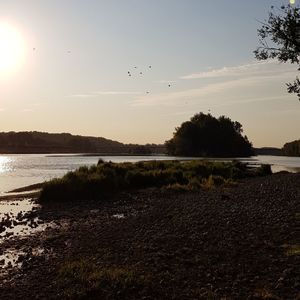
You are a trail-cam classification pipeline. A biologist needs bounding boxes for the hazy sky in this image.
[0,0,299,147]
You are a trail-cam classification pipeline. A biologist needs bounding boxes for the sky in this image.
[0,0,299,147]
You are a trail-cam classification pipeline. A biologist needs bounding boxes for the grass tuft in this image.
[286,245,300,256]
[59,259,146,299]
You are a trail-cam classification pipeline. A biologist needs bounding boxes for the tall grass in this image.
[39,160,271,202]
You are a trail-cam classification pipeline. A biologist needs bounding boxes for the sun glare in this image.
[0,23,24,74]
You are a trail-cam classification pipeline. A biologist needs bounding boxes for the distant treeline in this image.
[1,130,298,157]
[0,131,166,155]
[282,140,300,157]
[253,147,283,156]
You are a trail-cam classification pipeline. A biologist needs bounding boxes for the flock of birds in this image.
[32,47,171,94]
[126,65,212,110]
[127,65,172,95]
[126,65,212,111]
[31,48,210,111]
[31,47,212,112]
[127,65,152,78]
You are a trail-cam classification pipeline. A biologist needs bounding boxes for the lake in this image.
[0,154,299,195]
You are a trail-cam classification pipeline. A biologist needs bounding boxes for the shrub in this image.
[187,177,202,190]
[201,175,226,190]
[97,158,105,165]
[256,164,272,176]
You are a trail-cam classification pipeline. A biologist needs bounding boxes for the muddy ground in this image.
[0,173,299,299]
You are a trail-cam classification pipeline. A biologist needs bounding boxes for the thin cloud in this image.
[133,64,298,107]
[22,108,34,112]
[164,110,202,117]
[271,108,300,115]
[66,94,97,98]
[132,77,260,107]
[156,80,177,84]
[181,60,296,80]
[67,91,142,98]
[94,91,142,95]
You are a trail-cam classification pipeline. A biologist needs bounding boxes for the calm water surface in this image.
[0,154,299,194]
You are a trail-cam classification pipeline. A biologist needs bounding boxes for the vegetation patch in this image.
[285,245,300,256]
[255,164,272,176]
[58,259,148,299]
[201,175,229,190]
[253,287,280,300]
[39,160,271,202]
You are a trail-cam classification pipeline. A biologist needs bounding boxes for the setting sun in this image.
[0,23,24,74]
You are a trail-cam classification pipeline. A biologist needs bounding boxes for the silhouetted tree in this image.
[282,139,300,156]
[254,5,300,99]
[165,113,253,157]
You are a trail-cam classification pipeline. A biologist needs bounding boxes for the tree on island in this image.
[165,113,253,157]
[254,4,300,99]
[282,139,300,156]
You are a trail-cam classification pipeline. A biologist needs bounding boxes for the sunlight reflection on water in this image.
[0,197,59,274]
[0,156,13,174]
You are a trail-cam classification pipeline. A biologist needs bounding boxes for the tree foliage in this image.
[282,139,300,156]
[254,5,300,99]
[165,113,253,157]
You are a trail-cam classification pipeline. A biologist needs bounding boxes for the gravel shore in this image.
[0,173,300,299]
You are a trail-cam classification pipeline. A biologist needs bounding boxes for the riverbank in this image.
[0,173,300,299]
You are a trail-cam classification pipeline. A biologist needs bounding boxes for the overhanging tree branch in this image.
[255,4,300,100]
